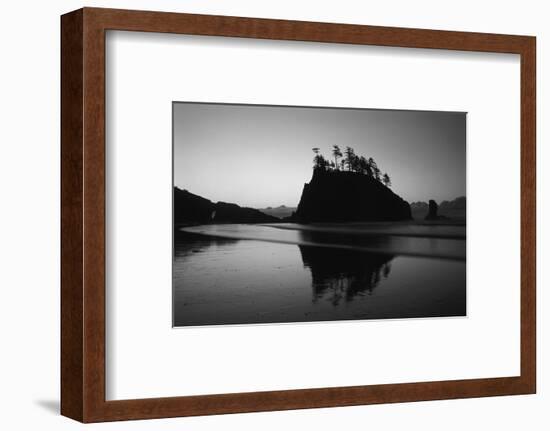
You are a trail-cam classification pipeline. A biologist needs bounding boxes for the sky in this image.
[173,102,466,209]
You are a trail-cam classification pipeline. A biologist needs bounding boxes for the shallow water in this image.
[173,224,466,327]
[181,223,466,261]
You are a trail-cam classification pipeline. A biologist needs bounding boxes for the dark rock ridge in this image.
[258,205,297,219]
[440,196,466,213]
[411,196,466,220]
[292,169,411,222]
[425,200,439,220]
[174,187,279,225]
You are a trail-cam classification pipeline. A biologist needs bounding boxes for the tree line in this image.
[312,145,392,188]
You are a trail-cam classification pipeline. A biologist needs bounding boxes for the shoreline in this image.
[261,221,466,240]
[179,223,466,261]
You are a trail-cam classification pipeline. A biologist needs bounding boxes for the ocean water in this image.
[173,224,466,327]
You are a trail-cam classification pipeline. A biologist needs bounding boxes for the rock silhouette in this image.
[292,169,411,222]
[257,205,297,219]
[425,199,439,220]
[439,196,466,215]
[411,196,466,220]
[299,245,394,305]
[174,187,279,225]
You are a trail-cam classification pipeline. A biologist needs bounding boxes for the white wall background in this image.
[0,0,546,429]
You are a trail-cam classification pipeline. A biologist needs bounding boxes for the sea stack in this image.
[424,199,439,220]
[292,169,411,222]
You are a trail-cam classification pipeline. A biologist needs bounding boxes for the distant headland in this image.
[174,144,466,225]
[410,196,466,221]
[173,187,278,225]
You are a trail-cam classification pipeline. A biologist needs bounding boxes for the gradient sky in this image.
[174,102,466,209]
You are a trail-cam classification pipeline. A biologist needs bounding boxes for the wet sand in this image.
[180,223,466,261]
[173,224,466,327]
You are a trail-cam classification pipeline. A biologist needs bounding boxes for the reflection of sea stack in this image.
[299,245,394,304]
[292,169,411,222]
[425,199,439,220]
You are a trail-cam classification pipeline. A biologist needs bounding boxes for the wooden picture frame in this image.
[61,7,536,423]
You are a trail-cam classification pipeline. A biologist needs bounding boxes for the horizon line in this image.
[174,185,466,209]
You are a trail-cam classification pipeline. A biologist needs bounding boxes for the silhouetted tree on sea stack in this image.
[300,146,411,222]
[358,156,372,177]
[383,173,392,188]
[310,146,389,188]
[340,160,346,170]
[332,145,343,170]
[369,157,381,181]
[312,147,330,170]
[344,146,356,171]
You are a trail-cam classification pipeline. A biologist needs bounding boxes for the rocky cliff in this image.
[292,169,411,222]
[174,187,279,225]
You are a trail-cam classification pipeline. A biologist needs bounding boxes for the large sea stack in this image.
[292,169,411,222]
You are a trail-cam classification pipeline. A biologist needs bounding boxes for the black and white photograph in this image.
[173,102,466,327]
[3,1,543,427]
